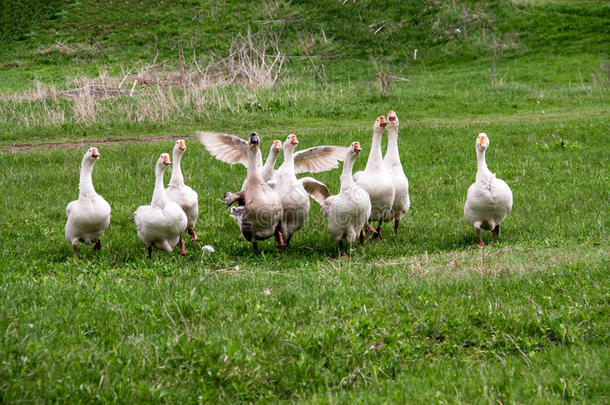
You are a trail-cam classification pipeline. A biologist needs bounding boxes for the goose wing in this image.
[293,146,349,174]
[299,177,331,205]
[198,131,249,166]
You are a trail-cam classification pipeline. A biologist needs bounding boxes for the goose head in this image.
[350,141,362,157]
[248,132,260,152]
[174,139,187,154]
[476,132,490,151]
[158,153,171,169]
[85,147,100,161]
[272,139,282,152]
[283,134,299,152]
[373,115,387,132]
[386,110,399,130]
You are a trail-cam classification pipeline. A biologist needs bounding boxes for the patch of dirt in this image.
[0,135,200,153]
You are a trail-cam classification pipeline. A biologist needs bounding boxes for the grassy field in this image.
[0,0,609,403]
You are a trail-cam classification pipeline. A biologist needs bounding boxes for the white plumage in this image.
[65,147,111,255]
[383,110,410,234]
[166,139,200,242]
[135,153,188,256]
[353,115,396,238]
[464,133,513,247]
[302,141,371,255]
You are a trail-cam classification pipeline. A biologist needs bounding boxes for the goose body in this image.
[166,140,200,241]
[383,111,410,233]
[303,142,371,255]
[65,147,111,255]
[135,153,188,256]
[353,116,395,237]
[199,131,284,254]
[270,134,347,245]
[464,133,513,247]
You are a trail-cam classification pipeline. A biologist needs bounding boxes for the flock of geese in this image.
[64,111,513,257]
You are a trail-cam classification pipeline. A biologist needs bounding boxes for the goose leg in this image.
[72,243,79,256]
[147,246,152,258]
[376,221,383,241]
[93,240,101,251]
[252,241,260,256]
[476,228,486,248]
[364,221,378,236]
[359,229,365,246]
[339,240,347,258]
[275,230,286,251]
[179,237,186,256]
[394,218,400,235]
[491,225,500,238]
[188,228,200,242]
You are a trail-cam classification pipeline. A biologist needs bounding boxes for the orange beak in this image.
[162,154,171,165]
[91,148,100,158]
[388,111,397,121]
[379,116,387,128]
[178,140,186,151]
[290,134,299,145]
[480,135,487,146]
[354,142,362,153]
[273,140,282,150]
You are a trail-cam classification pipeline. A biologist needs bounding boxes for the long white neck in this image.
[282,147,295,174]
[384,127,400,165]
[340,153,356,192]
[79,158,97,198]
[476,148,489,179]
[262,149,278,179]
[152,164,168,206]
[365,129,384,170]
[169,149,184,186]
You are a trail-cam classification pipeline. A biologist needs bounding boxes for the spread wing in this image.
[293,146,349,174]
[197,131,249,166]
[299,177,331,205]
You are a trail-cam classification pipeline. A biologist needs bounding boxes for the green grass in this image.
[0,0,609,402]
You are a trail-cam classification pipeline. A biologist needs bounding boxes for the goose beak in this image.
[379,116,387,128]
[178,140,186,151]
[290,134,299,145]
[354,142,362,153]
[162,154,171,165]
[480,134,487,147]
[273,140,282,150]
[388,111,397,121]
[91,148,100,159]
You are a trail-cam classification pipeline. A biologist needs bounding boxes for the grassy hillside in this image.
[0,0,608,402]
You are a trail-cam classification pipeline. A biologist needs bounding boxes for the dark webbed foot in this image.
[223,191,245,206]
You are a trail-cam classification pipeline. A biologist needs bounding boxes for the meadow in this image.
[0,0,608,402]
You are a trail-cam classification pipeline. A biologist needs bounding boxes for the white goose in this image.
[270,134,348,246]
[205,132,284,255]
[65,147,111,256]
[167,139,200,242]
[302,141,371,256]
[384,110,410,234]
[135,153,188,257]
[464,133,513,247]
[354,115,395,239]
